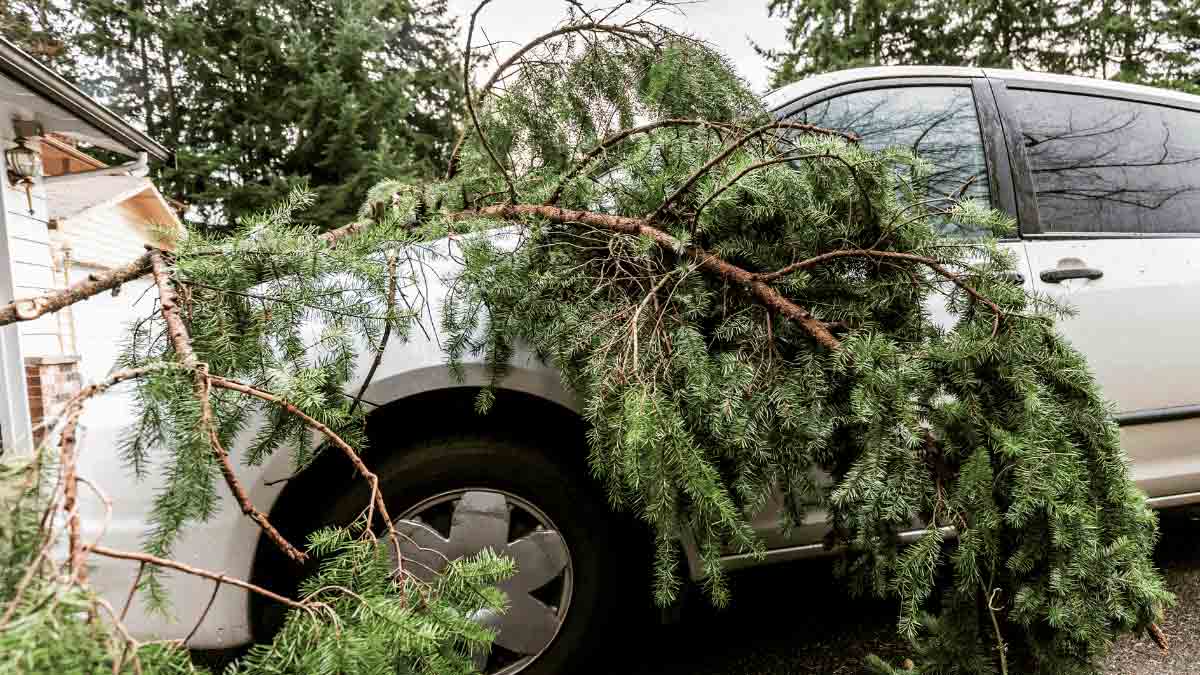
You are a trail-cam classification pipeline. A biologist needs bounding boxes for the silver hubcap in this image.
[393,490,573,674]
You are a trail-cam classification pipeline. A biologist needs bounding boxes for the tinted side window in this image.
[1010,90,1200,234]
[792,86,992,236]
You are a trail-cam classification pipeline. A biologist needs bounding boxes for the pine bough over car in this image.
[0,2,1191,674]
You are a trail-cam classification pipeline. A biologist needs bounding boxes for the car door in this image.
[997,80,1200,500]
[736,78,1030,560]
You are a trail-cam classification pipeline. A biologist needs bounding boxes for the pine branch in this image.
[149,250,308,564]
[0,251,153,327]
[0,212,387,329]
[207,375,404,565]
[460,203,843,350]
[546,118,740,205]
[646,119,860,222]
[446,18,661,180]
[755,248,1005,335]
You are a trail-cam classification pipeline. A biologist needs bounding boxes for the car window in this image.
[791,85,992,237]
[1010,89,1200,235]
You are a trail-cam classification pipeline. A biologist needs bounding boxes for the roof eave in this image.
[0,37,172,164]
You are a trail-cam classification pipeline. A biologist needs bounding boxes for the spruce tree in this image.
[65,0,461,229]
[0,0,79,76]
[762,0,1200,89]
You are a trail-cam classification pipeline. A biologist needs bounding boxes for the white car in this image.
[79,66,1200,675]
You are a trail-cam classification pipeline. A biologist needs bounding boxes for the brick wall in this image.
[25,355,81,444]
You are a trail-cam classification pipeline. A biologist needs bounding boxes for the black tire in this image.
[263,431,634,675]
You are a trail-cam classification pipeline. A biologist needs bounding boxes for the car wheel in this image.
[326,433,629,674]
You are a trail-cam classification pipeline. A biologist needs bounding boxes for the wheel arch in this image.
[246,373,595,637]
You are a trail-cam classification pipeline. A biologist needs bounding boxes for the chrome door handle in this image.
[1039,267,1103,283]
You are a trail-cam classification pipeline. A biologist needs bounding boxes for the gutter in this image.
[0,37,172,164]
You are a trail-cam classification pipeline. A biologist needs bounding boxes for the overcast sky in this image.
[444,0,790,94]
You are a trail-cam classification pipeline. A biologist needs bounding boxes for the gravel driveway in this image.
[628,510,1200,675]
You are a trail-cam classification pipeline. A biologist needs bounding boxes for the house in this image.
[0,37,172,452]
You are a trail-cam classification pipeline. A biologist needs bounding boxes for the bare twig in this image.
[120,562,147,622]
[446,19,659,179]
[629,270,678,371]
[461,0,518,202]
[86,544,311,613]
[60,410,85,579]
[350,253,399,416]
[183,579,223,646]
[983,579,1008,675]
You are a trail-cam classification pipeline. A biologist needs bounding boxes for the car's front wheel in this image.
[330,433,630,674]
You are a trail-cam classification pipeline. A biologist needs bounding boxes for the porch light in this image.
[5,136,38,185]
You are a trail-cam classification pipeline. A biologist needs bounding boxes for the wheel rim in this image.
[392,489,574,674]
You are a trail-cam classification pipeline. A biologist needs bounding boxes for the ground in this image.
[194,510,1199,674]
[628,509,1200,675]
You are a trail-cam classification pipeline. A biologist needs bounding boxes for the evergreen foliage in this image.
[761,0,1200,88]
[0,4,1177,674]
[1,174,511,672]
[43,0,461,229]
[389,9,1167,672]
[0,0,79,76]
[0,455,511,674]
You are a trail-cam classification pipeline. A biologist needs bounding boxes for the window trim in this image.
[771,76,1018,241]
[992,78,1200,239]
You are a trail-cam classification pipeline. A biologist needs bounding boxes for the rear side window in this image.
[1010,90,1200,235]
[791,86,992,237]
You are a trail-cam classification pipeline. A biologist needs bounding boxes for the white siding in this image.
[3,145,60,358]
[58,200,162,270]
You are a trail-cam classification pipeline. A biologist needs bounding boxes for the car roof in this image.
[763,65,1200,112]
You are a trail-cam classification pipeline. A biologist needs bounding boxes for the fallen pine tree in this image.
[0,1,1174,674]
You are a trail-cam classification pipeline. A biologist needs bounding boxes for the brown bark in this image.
[149,251,308,564]
[60,410,84,579]
[757,248,1004,334]
[0,251,153,327]
[468,203,843,350]
[208,375,403,561]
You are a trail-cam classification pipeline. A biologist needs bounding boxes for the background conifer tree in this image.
[15,0,462,230]
[762,0,1200,89]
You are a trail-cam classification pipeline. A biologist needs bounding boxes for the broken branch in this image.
[0,251,153,327]
[464,203,842,350]
[149,250,308,564]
